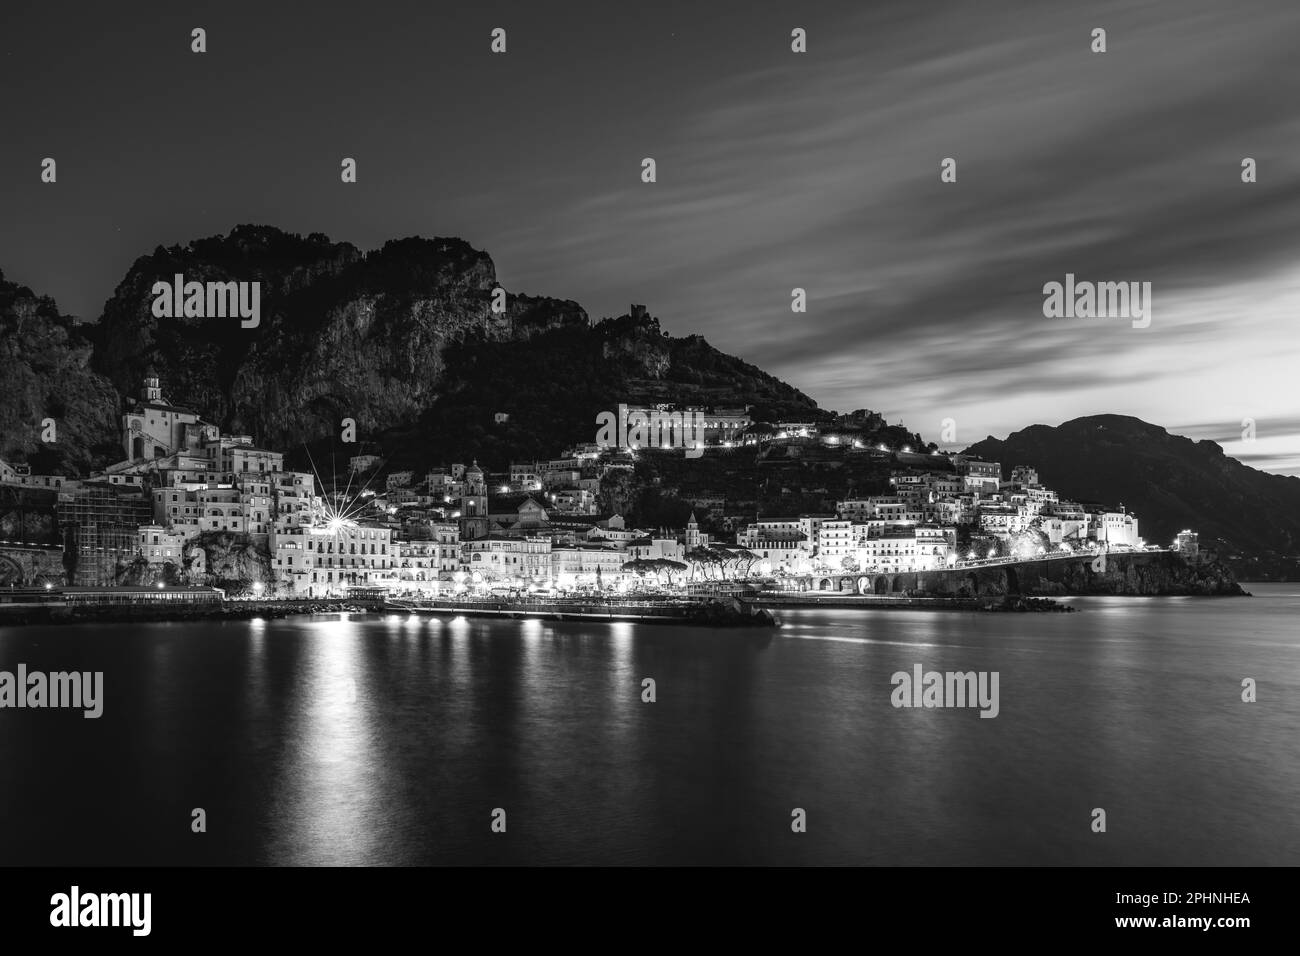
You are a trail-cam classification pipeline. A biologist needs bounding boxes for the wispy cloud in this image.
[494,0,1300,472]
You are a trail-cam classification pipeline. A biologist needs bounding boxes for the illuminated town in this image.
[0,371,1184,602]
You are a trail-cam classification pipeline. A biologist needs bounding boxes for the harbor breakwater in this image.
[386,597,778,627]
[0,600,369,627]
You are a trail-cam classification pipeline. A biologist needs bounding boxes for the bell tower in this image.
[459,461,490,540]
[685,511,702,550]
[142,369,162,403]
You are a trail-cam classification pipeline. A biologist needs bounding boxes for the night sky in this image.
[3,0,1298,472]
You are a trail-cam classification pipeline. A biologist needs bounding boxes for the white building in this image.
[464,535,552,587]
[817,519,856,569]
[1092,511,1140,549]
[551,545,627,590]
[744,538,812,576]
[136,525,187,564]
[858,531,920,572]
[272,522,394,596]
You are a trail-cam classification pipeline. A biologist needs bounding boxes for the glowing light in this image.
[300,441,382,538]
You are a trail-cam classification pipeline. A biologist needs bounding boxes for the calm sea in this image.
[2,584,1297,866]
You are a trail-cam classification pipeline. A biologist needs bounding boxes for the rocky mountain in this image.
[380,308,825,469]
[79,226,821,470]
[0,270,121,476]
[963,416,1300,580]
[89,226,590,455]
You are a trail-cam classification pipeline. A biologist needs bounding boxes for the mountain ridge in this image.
[963,415,1300,579]
[8,225,825,470]
[2,226,1296,577]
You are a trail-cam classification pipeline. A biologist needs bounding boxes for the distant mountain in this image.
[963,415,1300,580]
[0,270,121,476]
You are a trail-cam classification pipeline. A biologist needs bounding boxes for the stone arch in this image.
[839,577,855,592]
[1005,566,1021,594]
[818,577,834,592]
[874,575,888,594]
[891,575,905,594]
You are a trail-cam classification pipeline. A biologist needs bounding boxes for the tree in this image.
[712,545,758,579]
[621,558,656,583]
[622,557,689,588]
[654,558,687,587]
[685,546,722,581]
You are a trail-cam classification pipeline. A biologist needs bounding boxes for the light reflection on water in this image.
[0,586,1296,866]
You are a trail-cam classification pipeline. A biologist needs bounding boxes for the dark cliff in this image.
[0,270,121,476]
[89,226,590,455]
[73,225,820,469]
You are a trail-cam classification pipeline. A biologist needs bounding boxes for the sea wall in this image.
[810,551,1245,598]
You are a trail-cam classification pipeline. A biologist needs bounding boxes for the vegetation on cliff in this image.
[0,270,121,476]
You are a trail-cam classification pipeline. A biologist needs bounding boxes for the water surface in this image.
[1,585,1296,865]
